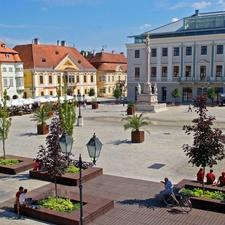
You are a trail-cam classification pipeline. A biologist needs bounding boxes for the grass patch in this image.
[38,197,80,212]
[181,188,225,201]
[66,165,80,174]
[0,159,20,165]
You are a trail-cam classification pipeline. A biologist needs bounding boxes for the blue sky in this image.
[0,0,225,53]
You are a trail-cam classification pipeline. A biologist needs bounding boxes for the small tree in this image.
[88,88,95,97]
[31,105,50,125]
[207,87,216,104]
[0,90,11,159]
[183,95,225,189]
[39,116,67,198]
[113,86,122,101]
[171,88,180,104]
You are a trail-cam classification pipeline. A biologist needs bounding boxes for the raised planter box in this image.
[176,179,225,213]
[0,155,33,175]
[29,167,103,186]
[19,184,114,225]
[127,106,135,115]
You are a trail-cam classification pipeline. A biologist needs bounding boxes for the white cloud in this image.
[192,1,211,9]
[140,23,152,30]
[171,18,179,22]
[0,24,26,29]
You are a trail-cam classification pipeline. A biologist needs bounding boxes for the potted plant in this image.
[171,88,181,105]
[91,98,99,109]
[113,86,122,104]
[31,105,50,135]
[127,102,135,115]
[122,114,151,143]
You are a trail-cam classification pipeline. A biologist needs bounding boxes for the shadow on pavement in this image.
[108,139,132,145]
[117,197,162,210]
[19,132,37,137]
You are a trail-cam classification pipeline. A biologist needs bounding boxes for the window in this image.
[162,66,168,77]
[3,78,7,87]
[217,45,223,54]
[5,54,10,59]
[69,75,74,83]
[50,91,53,95]
[42,58,46,62]
[58,76,61,84]
[162,48,168,57]
[185,66,191,77]
[200,66,206,80]
[173,66,179,77]
[49,76,52,84]
[151,67,157,77]
[2,67,7,72]
[39,75,44,84]
[41,91,44,96]
[84,75,87,83]
[16,78,24,87]
[216,65,223,77]
[135,67,140,79]
[186,47,192,56]
[174,47,179,56]
[16,67,22,72]
[151,48,157,57]
[76,76,79,83]
[85,89,87,94]
[108,76,110,82]
[91,75,94,82]
[201,46,207,55]
[9,78,14,87]
[112,76,114,82]
[8,67,13,72]
[135,50,140,58]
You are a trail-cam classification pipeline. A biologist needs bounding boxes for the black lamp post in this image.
[59,132,73,166]
[77,93,83,126]
[78,154,84,225]
[86,133,103,165]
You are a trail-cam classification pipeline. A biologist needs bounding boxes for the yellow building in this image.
[89,52,127,97]
[14,39,97,98]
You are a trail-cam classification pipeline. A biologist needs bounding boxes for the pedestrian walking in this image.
[187,104,192,112]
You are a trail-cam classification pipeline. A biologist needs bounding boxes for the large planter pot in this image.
[37,123,49,135]
[131,130,144,143]
[127,106,135,115]
[92,102,99,109]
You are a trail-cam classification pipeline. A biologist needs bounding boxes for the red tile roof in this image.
[89,52,127,72]
[0,41,22,63]
[14,44,95,70]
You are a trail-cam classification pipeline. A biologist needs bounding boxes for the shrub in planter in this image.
[0,159,20,165]
[127,102,135,115]
[31,105,50,135]
[122,114,151,143]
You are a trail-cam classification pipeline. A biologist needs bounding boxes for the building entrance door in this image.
[161,87,167,102]
[183,87,192,103]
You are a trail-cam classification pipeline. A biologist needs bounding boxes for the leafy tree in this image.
[0,90,11,159]
[183,95,225,188]
[88,88,95,97]
[39,116,67,198]
[122,114,151,133]
[31,105,50,125]
[171,88,180,104]
[113,86,122,100]
[207,87,216,104]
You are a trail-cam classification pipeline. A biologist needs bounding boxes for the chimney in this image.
[195,10,199,16]
[120,52,124,55]
[61,40,66,46]
[57,40,60,46]
[112,50,115,54]
[33,38,39,45]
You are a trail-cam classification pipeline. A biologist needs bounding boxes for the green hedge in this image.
[0,159,20,165]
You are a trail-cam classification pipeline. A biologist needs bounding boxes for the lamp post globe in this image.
[59,132,73,166]
[86,133,103,165]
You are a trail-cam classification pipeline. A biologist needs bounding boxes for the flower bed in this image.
[176,179,225,213]
[0,155,33,174]
[29,166,103,186]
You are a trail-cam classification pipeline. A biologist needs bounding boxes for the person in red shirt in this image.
[206,169,216,185]
[15,186,24,219]
[217,172,225,187]
[197,168,204,183]
[33,159,41,171]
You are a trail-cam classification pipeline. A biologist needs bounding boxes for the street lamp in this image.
[59,132,73,166]
[77,93,83,126]
[78,154,84,225]
[86,133,103,165]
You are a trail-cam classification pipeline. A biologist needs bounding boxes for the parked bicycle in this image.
[162,191,192,213]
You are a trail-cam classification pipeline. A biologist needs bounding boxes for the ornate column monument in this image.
[135,34,167,113]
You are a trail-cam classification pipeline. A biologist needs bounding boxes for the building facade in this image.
[0,41,24,99]
[89,52,127,97]
[127,10,225,103]
[14,39,97,98]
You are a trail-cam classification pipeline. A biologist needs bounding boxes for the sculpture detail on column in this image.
[137,83,141,95]
[154,83,158,95]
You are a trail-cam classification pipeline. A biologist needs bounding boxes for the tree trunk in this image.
[202,167,205,191]
[2,139,5,160]
[54,176,58,198]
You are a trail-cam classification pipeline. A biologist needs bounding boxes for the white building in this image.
[127,10,225,103]
[0,41,24,99]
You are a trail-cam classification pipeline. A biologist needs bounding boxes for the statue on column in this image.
[145,34,151,53]
[154,83,158,95]
[137,83,141,95]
